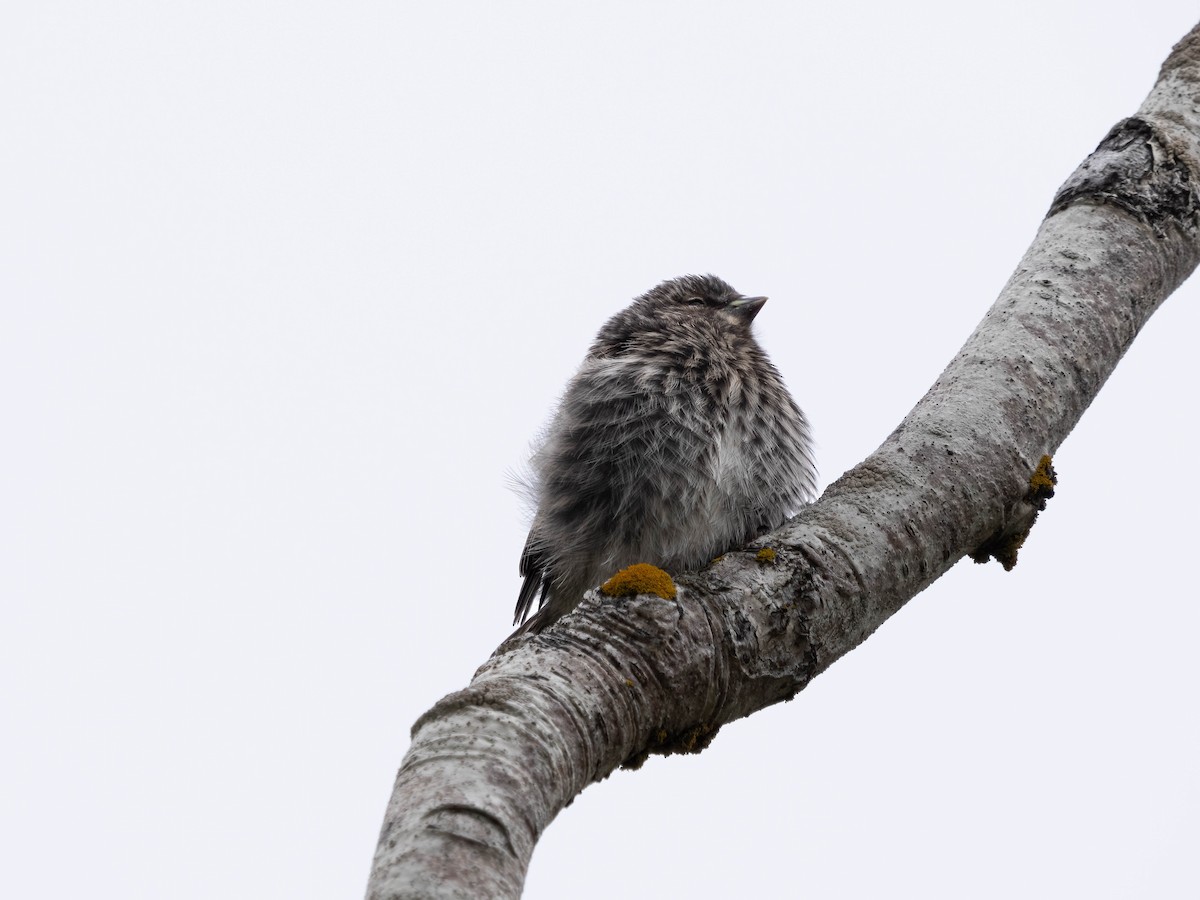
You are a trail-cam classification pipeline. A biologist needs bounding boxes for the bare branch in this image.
[367,22,1200,900]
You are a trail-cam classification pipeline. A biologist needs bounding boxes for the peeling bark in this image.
[367,22,1200,900]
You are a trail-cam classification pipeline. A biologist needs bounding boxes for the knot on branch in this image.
[1048,117,1200,236]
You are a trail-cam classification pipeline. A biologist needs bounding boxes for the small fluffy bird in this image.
[514,274,816,633]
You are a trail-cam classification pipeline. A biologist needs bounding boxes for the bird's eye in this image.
[683,296,706,306]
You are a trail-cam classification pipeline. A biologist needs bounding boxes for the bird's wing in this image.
[514,534,548,625]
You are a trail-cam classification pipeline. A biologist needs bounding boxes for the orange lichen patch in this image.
[755,547,777,564]
[599,563,677,600]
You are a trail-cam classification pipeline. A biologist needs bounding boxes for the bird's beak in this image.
[728,295,767,320]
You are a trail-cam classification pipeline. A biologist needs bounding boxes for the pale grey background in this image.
[2,3,1197,898]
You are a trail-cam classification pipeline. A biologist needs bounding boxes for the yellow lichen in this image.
[1029,454,1057,507]
[599,563,677,600]
[755,547,777,564]
[971,454,1059,570]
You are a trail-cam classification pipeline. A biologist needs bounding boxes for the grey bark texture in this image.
[368,24,1200,900]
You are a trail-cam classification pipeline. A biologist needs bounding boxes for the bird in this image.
[513,274,816,634]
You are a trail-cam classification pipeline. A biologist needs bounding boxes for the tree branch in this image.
[367,23,1200,900]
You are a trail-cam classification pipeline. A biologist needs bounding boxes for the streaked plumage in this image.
[514,274,816,633]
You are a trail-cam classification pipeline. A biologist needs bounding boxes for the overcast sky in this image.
[3,4,1198,898]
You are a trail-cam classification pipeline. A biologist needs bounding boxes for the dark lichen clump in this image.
[970,454,1059,570]
[622,722,720,770]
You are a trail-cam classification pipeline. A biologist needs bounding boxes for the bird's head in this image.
[591,274,768,358]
